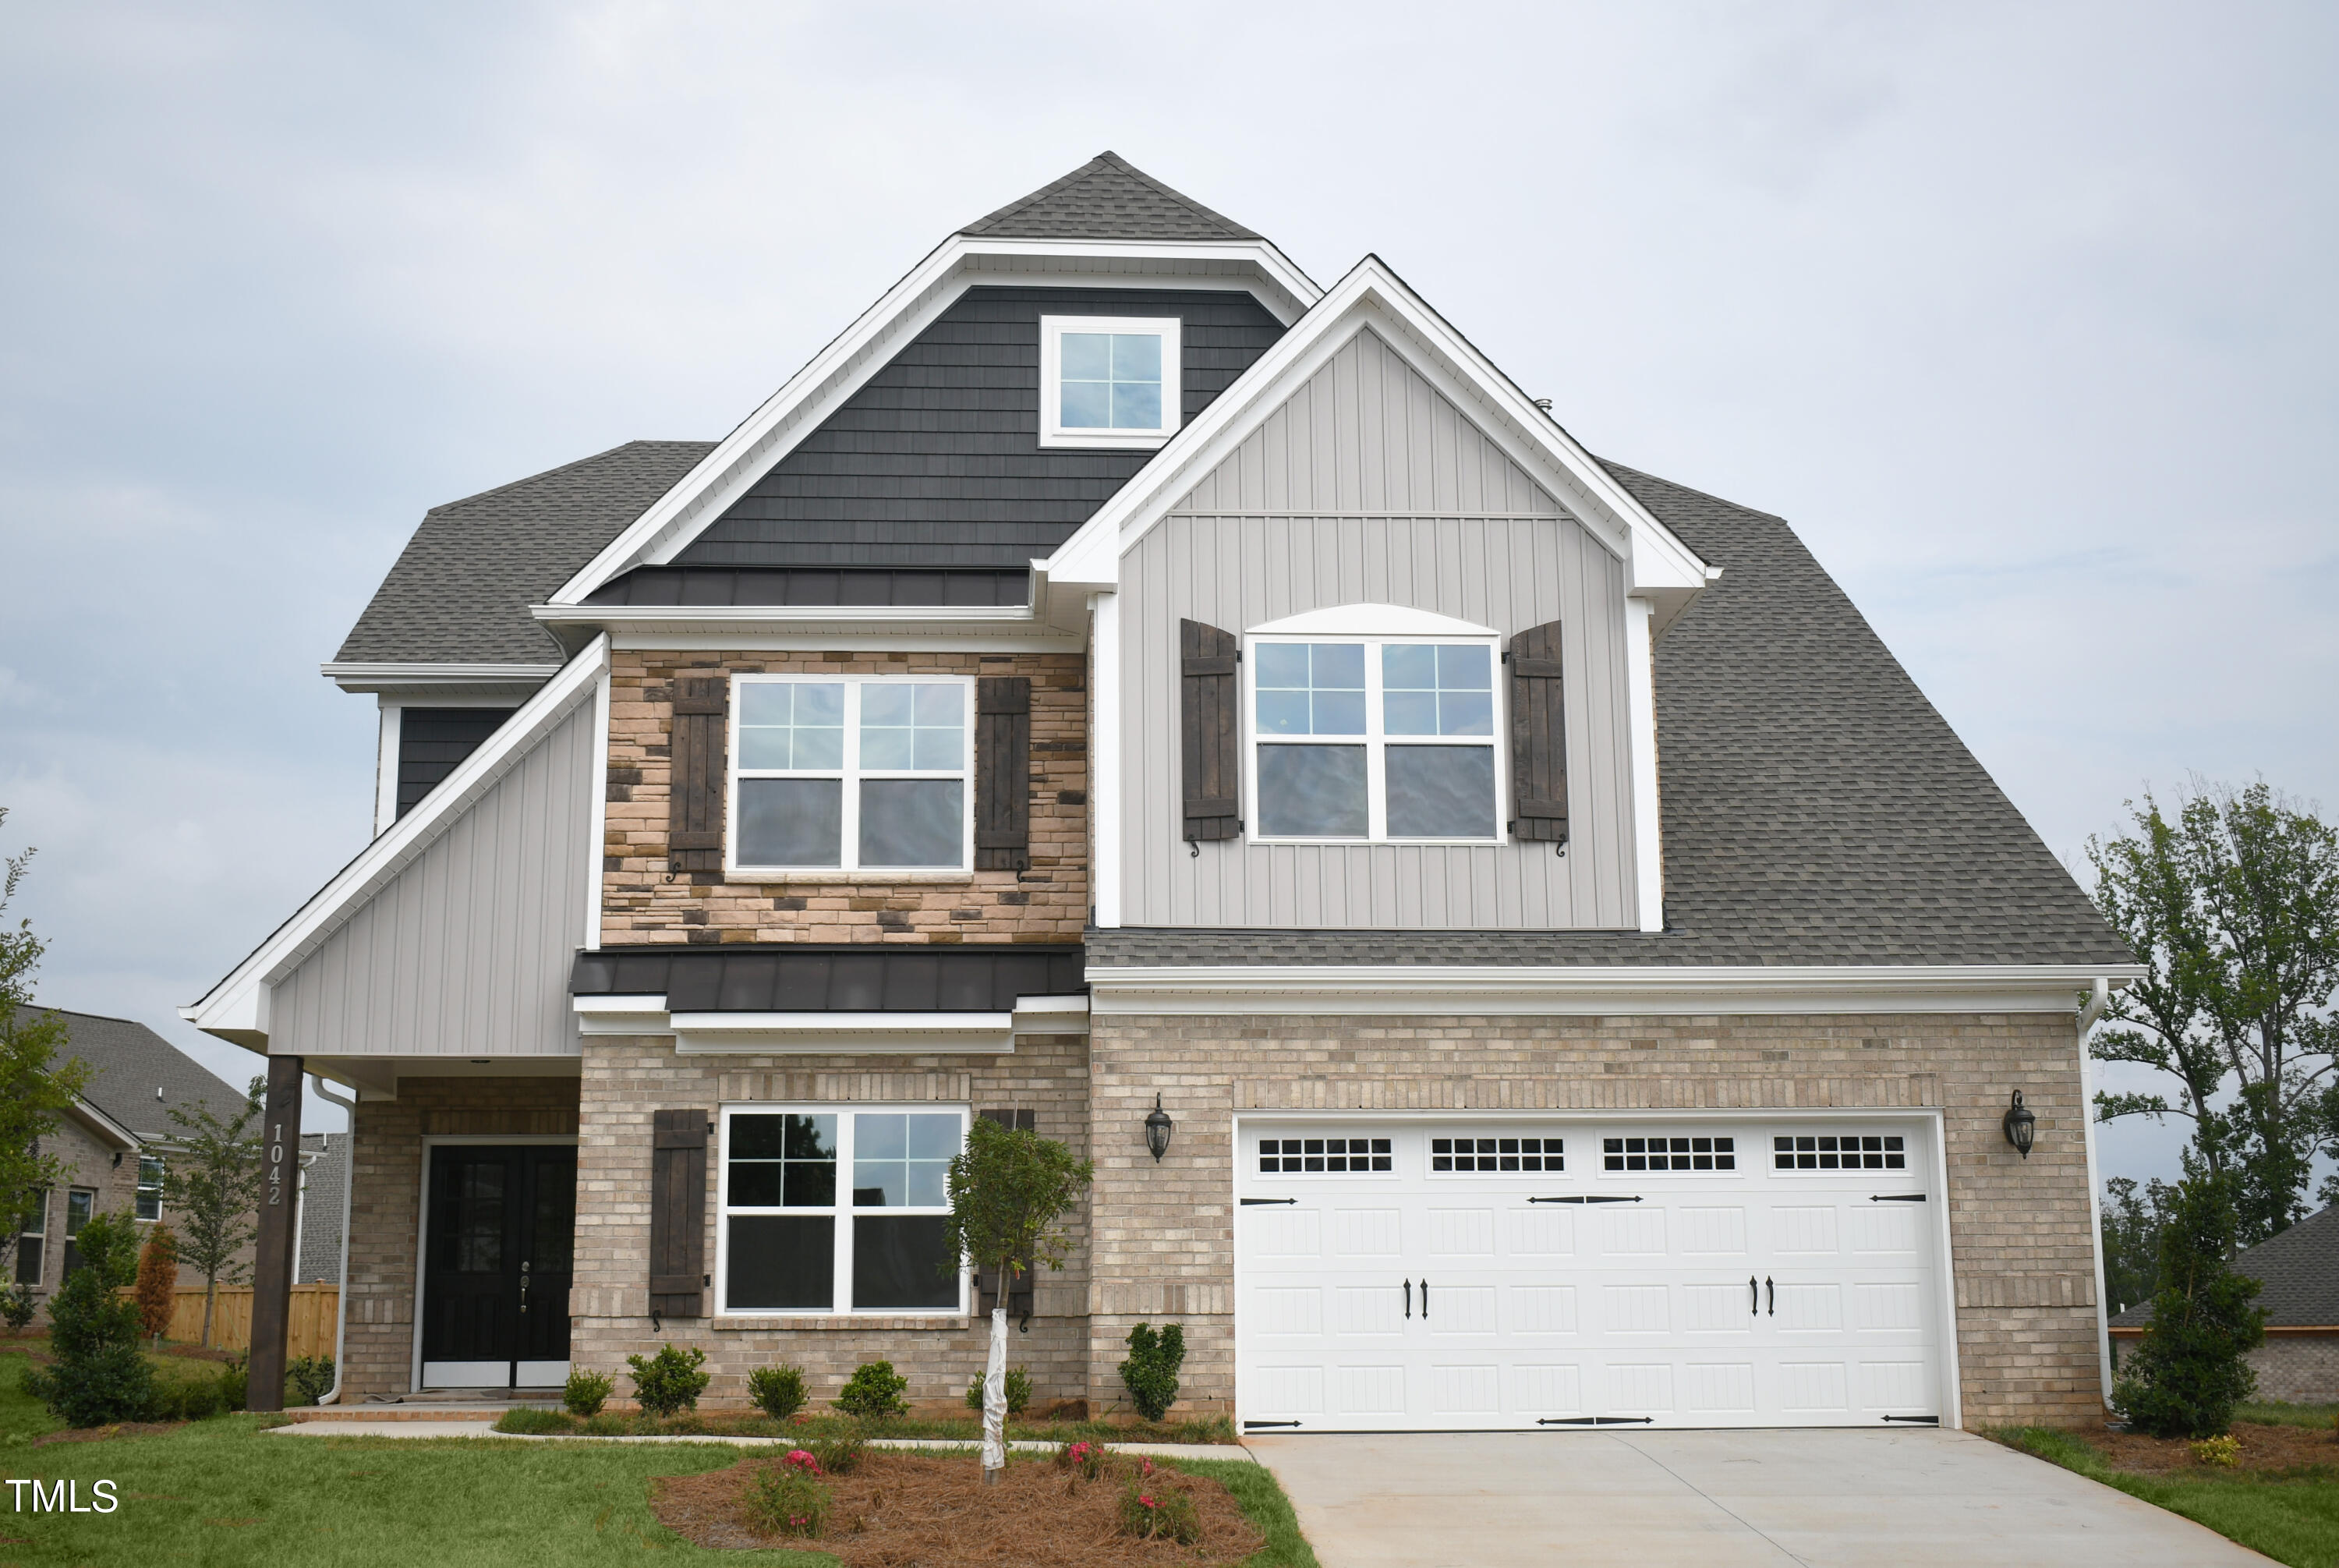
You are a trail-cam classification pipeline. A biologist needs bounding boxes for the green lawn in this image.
[1997,1425,2339,1568]
[0,1357,1311,1567]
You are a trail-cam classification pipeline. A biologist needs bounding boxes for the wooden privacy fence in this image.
[122,1284,339,1360]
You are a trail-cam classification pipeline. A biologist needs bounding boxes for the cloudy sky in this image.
[2,2,2331,1165]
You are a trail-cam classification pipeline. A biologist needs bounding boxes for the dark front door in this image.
[420,1145,576,1389]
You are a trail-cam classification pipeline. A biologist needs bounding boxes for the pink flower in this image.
[1139,1494,1158,1509]
[784,1448,822,1474]
[1141,1457,1154,1476]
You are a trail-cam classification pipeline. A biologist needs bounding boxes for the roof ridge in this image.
[959,151,1260,242]
[425,438,715,517]
[1595,457,1791,525]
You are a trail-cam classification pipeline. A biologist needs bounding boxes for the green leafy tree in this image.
[2089,780,2339,1243]
[0,808,94,1273]
[159,1080,263,1347]
[2114,1171,2267,1437]
[23,1210,154,1425]
[2100,1175,2176,1320]
[943,1116,1092,1483]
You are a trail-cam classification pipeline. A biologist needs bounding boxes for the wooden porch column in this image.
[246,1054,305,1413]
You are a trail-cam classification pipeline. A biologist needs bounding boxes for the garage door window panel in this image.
[1774,1134,1905,1171]
[1603,1136,1736,1173]
[1258,1136,1391,1174]
[1431,1137,1562,1173]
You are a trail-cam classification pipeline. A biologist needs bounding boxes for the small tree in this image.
[23,1210,153,1426]
[159,1081,263,1347]
[0,809,94,1265]
[2114,1171,2268,1437]
[134,1220,179,1340]
[943,1116,1092,1484]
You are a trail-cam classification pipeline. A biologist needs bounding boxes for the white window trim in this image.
[714,1103,971,1320]
[727,674,976,879]
[1038,314,1183,450]
[136,1156,165,1222]
[1244,632,1508,846]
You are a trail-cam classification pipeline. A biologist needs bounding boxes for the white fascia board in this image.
[65,1097,141,1152]
[1085,963,2148,1017]
[1044,257,1714,597]
[575,993,1090,1051]
[609,632,1083,655]
[322,661,558,696]
[548,235,1322,608]
[182,638,614,1043]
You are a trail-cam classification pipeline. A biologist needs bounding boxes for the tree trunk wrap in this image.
[982,1304,1007,1474]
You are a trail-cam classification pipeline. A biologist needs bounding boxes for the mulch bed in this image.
[651,1452,1264,1565]
[2093,1421,2339,1476]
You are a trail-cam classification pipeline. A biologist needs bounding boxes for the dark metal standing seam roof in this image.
[959,152,1262,242]
[1086,462,2135,970]
[2111,1204,2339,1329]
[334,440,715,666]
[570,945,1088,1012]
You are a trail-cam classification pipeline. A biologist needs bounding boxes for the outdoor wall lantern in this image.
[1144,1094,1175,1163]
[2002,1090,2036,1159]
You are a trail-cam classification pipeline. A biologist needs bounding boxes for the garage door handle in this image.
[1541,1415,1654,1425]
[1766,1276,1775,1316]
[1421,1279,1429,1318]
[1240,1197,1298,1205]
[1749,1276,1758,1315]
[1529,1195,1641,1204]
[1403,1279,1411,1318]
[1870,1193,1927,1202]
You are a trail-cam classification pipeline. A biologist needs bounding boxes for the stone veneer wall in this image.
[341,1075,581,1400]
[600,649,1088,946]
[568,1033,1093,1411]
[1085,1009,2104,1428]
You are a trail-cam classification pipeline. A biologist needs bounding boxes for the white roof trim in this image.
[1085,962,2145,1017]
[1247,603,1499,638]
[181,637,613,1047]
[1043,257,1713,608]
[65,1096,141,1151]
[547,234,1322,607]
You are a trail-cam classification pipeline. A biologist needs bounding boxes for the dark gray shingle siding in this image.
[334,441,714,666]
[678,287,1286,569]
[960,152,1262,242]
[1090,463,2132,970]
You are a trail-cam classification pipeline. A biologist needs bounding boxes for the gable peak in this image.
[960,151,1262,243]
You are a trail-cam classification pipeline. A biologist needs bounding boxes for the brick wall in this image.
[569,1032,1093,1410]
[1086,1009,2104,1428]
[341,1076,581,1399]
[14,1120,142,1302]
[601,649,1088,946]
[2248,1334,2339,1403]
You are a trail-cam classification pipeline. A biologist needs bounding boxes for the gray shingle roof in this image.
[960,152,1262,242]
[2112,1204,2339,1328]
[49,1009,249,1144]
[297,1132,347,1285]
[334,440,713,666]
[1088,462,2133,970]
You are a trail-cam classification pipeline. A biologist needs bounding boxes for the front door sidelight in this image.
[421,1145,577,1389]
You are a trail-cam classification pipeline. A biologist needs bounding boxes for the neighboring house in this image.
[2111,1205,2339,1403]
[14,1009,251,1298]
[295,1132,349,1287]
[184,153,2141,1430]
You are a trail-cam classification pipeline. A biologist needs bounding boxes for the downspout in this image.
[309,1076,358,1405]
[2077,977,2114,1412]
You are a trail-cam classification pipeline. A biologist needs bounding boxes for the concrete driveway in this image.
[1246,1428,2272,1567]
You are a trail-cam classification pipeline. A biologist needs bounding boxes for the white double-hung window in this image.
[717,1106,968,1315]
[730,675,972,873]
[1247,609,1505,843]
[1038,316,1182,449]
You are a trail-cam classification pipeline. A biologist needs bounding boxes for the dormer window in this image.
[1244,606,1506,844]
[1039,316,1182,449]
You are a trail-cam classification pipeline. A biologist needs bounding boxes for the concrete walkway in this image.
[1246,1428,2274,1567]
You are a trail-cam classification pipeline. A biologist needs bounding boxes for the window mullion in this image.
[839,684,861,871]
[831,1113,853,1315]
[1365,640,1385,841]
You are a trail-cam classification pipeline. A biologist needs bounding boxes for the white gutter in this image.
[310,1076,358,1407]
[2078,976,2114,1408]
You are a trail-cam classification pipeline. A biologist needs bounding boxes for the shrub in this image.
[832,1359,908,1421]
[219,1354,247,1412]
[23,1211,153,1426]
[964,1364,1031,1418]
[2114,1173,2266,1438]
[150,1368,227,1423]
[1119,1322,1184,1422]
[286,1355,335,1407]
[1056,1439,1108,1481]
[134,1223,178,1340]
[0,1284,32,1332]
[626,1342,709,1418]
[495,1407,575,1435]
[743,1460,830,1538]
[804,1430,867,1474]
[748,1364,809,1421]
[2192,1434,2240,1466]
[1118,1467,1201,1545]
[564,1368,614,1418]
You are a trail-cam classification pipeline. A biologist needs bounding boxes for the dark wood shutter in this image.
[1509,621,1569,843]
[649,1109,709,1318]
[975,1110,1037,1321]
[667,681,727,872]
[1180,619,1241,842]
[974,677,1031,871]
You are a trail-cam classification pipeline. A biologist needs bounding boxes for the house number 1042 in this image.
[268,1122,286,1206]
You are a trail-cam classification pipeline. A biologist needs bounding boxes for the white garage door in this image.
[1234,1116,1947,1432]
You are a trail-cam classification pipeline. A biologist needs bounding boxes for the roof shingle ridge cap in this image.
[960,150,1258,240]
[422,437,717,518]
[41,1006,150,1027]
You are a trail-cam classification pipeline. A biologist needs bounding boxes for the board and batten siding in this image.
[1120,327,1640,929]
[271,697,596,1057]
